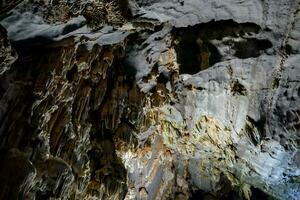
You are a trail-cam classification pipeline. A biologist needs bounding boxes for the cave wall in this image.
[0,0,300,200]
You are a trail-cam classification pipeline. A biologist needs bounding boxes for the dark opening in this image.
[251,187,273,200]
[195,20,261,40]
[117,0,133,18]
[285,44,293,55]
[189,189,241,200]
[207,42,222,66]
[189,187,273,200]
[173,20,273,74]
[175,32,201,75]
[175,30,221,75]
[66,64,78,82]
[157,71,170,84]
[189,189,214,200]
[0,85,5,99]
[234,39,272,59]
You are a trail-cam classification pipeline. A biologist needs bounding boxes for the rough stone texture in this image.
[0,24,17,75]
[0,0,300,200]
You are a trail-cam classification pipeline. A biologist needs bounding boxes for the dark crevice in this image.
[285,44,293,55]
[66,65,78,82]
[189,172,274,200]
[231,80,247,96]
[0,85,5,99]
[189,187,273,200]
[251,187,274,200]
[173,20,273,75]
[120,57,138,79]
[157,71,170,84]
[189,189,216,200]
[234,39,272,59]
[174,31,221,74]
[189,189,241,200]
[248,115,266,139]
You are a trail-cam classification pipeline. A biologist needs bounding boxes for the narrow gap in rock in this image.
[285,44,293,55]
[0,85,4,98]
[66,64,78,82]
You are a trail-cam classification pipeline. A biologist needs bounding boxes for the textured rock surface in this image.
[0,0,300,199]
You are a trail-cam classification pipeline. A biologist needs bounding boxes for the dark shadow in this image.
[234,39,272,59]
[173,19,272,75]
[66,64,78,82]
[175,29,222,75]
[251,187,274,200]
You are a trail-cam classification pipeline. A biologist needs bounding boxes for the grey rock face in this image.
[0,25,17,75]
[0,0,300,199]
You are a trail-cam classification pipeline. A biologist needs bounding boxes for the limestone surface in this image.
[0,0,299,200]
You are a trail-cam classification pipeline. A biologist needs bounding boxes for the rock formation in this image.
[0,0,300,199]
